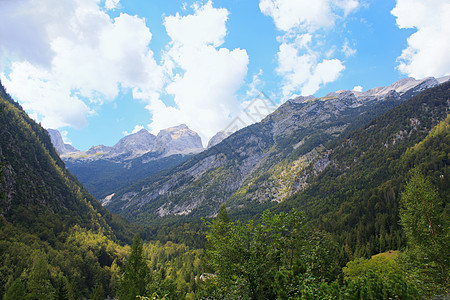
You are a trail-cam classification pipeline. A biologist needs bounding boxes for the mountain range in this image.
[101,76,448,225]
[1,75,448,297]
[49,124,204,199]
[50,124,204,160]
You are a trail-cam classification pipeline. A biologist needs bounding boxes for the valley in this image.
[1,78,449,299]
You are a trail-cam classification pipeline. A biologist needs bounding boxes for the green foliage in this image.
[27,255,55,300]
[342,252,418,299]
[54,275,73,300]
[66,154,191,199]
[0,223,128,299]
[205,209,340,299]
[143,240,204,299]
[399,170,449,296]
[3,278,26,300]
[91,283,105,300]
[280,81,449,257]
[119,235,150,299]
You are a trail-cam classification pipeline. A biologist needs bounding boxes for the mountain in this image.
[0,81,145,298]
[104,77,448,225]
[278,81,449,256]
[65,153,193,199]
[207,131,232,148]
[47,128,78,154]
[61,124,203,161]
[0,81,140,240]
[50,125,203,199]
[110,128,156,157]
[153,124,204,156]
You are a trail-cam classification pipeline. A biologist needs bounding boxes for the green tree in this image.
[118,235,150,299]
[206,209,339,299]
[91,283,104,300]
[4,278,26,300]
[400,170,449,296]
[216,204,230,223]
[27,256,55,300]
[54,275,72,300]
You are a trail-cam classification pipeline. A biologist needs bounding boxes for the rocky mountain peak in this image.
[158,124,197,139]
[358,77,439,100]
[290,95,315,104]
[154,124,203,155]
[207,131,232,148]
[47,129,78,155]
[86,145,112,155]
[322,89,356,100]
[112,128,156,156]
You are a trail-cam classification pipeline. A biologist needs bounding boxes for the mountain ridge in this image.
[104,76,448,223]
[0,81,141,242]
[53,124,204,162]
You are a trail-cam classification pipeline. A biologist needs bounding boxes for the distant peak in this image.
[168,124,189,130]
[136,128,150,134]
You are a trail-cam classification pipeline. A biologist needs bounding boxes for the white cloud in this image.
[143,1,249,145]
[60,130,72,145]
[0,0,73,67]
[353,85,363,92]
[334,0,359,16]
[164,1,228,48]
[246,69,265,98]
[260,0,358,98]
[277,42,345,97]
[259,0,335,32]
[392,0,450,78]
[342,39,357,57]
[105,0,120,10]
[1,61,91,128]
[123,125,145,136]
[259,0,359,32]
[0,0,164,130]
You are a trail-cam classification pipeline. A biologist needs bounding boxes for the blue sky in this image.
[0,0,449,150]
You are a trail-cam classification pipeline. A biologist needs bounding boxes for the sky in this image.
[0,0,449,150]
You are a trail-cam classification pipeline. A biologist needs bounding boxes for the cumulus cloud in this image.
[123,125,145,136]
[259,0,335,31]
[353,85,363,92]
[277,42,345,96]
[391,0,450,78]
[260,0,358,98]
[143,1,249,144]
[164,2,228,47]
[1,61,92,128]
[0,0,163,129]
[105,0,120,10]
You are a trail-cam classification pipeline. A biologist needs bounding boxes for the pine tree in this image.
[400,170,449,295]
[91,283,104,300]
[54,275,72,300]
[27,256,55,300]
[118,235,150,299]
[4,278,26,300]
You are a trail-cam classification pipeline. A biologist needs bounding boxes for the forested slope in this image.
[0,82,139,298]
[280,80,450,257]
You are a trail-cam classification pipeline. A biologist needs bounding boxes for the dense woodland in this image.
[0,81,449,299]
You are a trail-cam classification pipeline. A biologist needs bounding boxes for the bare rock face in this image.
[47,129,78,155]
[48,125,204,200]
[207,131,232,148]
[56,125,204,162]
[153,124,204,156]
[111,129,156,157]
[355,77,440,100]
[104,76,448,222]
